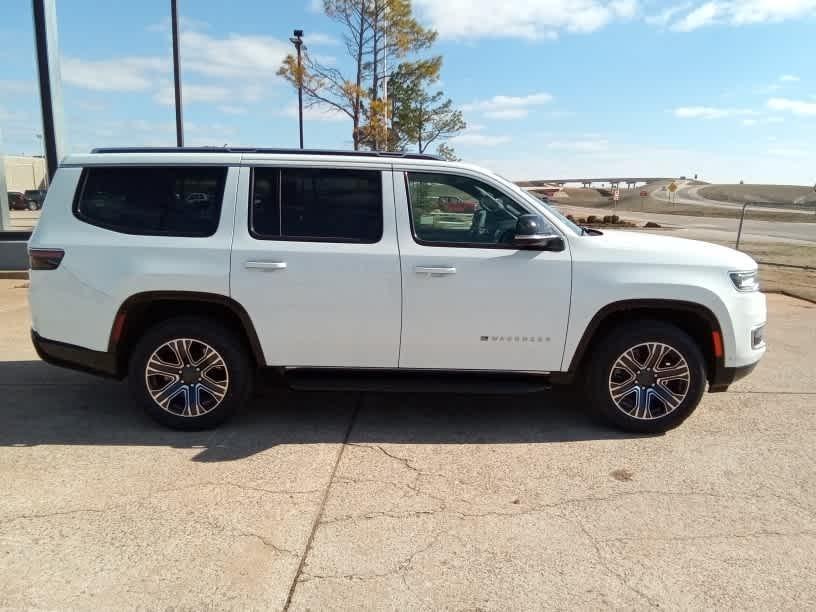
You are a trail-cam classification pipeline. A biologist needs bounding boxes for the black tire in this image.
[128,317,253,430]
[586,320,706,433]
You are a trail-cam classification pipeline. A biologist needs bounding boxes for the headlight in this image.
[730,270,759,292]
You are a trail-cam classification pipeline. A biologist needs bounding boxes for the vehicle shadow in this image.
[0,360,652,462]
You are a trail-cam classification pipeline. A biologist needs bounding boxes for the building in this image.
[4,155,48,192]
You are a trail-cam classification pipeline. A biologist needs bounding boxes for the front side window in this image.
[75,166,226,236]
[406,172,541,247]
[251,167,382,243]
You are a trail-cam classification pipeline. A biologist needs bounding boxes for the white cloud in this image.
[154,82,231,105]
[182,30,290,79]
[673,106,757,119]
[779,74,800,82]
[645,3,693,26]
[671,2,722,30]
[281,104,348,122]
[741,118,757,126]
[768,146,809,158]
[449,124,511,147]
[306,32,340,46]
[413,0,638,40]
[484,109,530,120]
[463,92,553,119]
[0,80,36,95]
[218,105,247,115]
[450,132,512,146]
[767,97,816,116]
[668,0,816,31]
[62,56,165,92]
[0,105,28,123]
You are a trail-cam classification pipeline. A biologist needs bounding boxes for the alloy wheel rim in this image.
[608,342,691,420]
[144,338,229,417]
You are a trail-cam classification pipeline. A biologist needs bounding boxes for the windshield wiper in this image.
[580,226,603,236]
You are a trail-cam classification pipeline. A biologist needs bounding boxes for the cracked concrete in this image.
[1,281,815,609]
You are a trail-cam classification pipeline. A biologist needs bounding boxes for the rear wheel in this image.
[128,317,252,430]
[587,321,707,433]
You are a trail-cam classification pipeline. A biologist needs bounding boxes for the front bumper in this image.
[31,329,121,378]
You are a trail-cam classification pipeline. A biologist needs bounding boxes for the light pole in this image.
[289,29,304,149]
[171,0,184,147]
[36,133,48,188]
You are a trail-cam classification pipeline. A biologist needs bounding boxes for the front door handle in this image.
[415,266,457,276]
[245,261,287,271]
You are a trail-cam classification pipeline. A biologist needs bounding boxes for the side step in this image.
[284,369,552,395]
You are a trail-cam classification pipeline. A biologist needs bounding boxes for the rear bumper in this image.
[709,361,758,393]
[31,329,121,378]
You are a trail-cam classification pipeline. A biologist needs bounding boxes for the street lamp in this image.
[36,133,48,188]
[289,29,304,149]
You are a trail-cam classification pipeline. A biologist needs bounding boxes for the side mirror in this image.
[513,214,565,251]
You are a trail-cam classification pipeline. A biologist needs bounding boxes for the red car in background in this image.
[437,195,478,213]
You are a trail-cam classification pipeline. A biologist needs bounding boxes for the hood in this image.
[587,229,758,271]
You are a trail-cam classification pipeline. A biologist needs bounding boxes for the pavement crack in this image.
[282,393,363,611]
[347,443,424,474]
[558,508,663,608]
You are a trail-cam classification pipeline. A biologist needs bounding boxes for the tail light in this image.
[29,248,65,270]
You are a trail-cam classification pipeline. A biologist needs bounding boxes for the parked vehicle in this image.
[24,189,48,210]
[28,147,766,432]
[437,195,478,213]
[7,192,28,210]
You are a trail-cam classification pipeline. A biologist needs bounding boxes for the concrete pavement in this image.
[1,280,815,609]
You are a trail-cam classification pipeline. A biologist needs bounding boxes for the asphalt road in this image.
[560,203,816,245]
[650,180,815,215]
[1,280,815,609]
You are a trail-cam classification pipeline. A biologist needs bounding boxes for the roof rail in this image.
[90,146,441,160]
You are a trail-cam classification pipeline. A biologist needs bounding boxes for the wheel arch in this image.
[109,291,265,376]
[562,299,725,385]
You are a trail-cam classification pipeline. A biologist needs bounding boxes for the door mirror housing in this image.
[513,214,565,251]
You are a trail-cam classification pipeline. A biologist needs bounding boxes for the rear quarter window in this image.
[74,166,227,237]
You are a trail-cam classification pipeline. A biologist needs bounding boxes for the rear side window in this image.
[251,167,382,243]
[75,166,227,236]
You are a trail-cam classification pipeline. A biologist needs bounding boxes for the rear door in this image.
[230,163,402,368]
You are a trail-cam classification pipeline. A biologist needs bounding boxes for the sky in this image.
[1,0,815,185]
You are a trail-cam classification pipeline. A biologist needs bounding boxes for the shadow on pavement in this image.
[0,360,649,462]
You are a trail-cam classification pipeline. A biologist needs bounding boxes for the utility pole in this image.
[0,129,10,232]
[171,0,184,147]
[289,30,304,149]
[32,0,65,183]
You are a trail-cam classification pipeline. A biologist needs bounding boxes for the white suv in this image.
[27,148,767,432]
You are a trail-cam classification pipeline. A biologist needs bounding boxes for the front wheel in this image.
[128,317,253,430]
[587,321,707,433]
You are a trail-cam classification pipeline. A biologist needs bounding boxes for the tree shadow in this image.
[0,360,651,462]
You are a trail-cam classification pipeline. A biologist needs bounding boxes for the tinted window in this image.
[76,166,227,236]
[406,172,541,247]
[251,167,382,243]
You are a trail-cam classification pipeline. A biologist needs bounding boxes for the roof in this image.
[90,147,440,160]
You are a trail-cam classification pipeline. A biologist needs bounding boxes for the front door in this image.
[395,169,572,372]
[230,165,402,368]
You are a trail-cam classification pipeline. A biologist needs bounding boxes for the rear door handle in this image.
[245,261,287,271]
[415,266,457,276]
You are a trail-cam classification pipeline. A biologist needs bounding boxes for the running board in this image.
[284,369,552,394]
